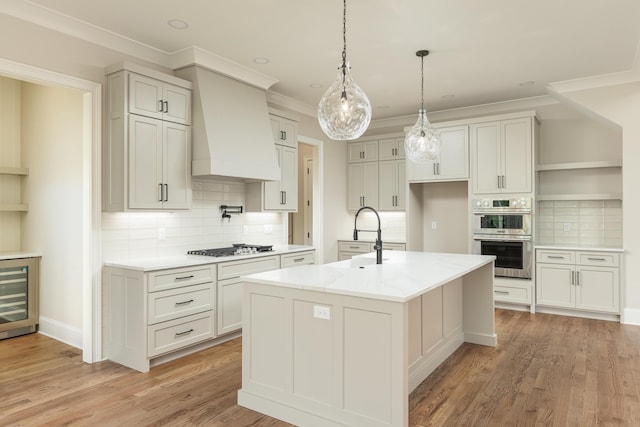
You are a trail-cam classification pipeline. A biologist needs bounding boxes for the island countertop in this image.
[242,250,495,303]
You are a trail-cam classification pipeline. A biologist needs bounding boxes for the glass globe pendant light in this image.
[404,50,441,162]
[317,0,371,140]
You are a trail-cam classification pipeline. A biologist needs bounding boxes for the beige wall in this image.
[21,82,84,330]
[553,81,640,322]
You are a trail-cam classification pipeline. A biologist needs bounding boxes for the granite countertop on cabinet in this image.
[103,245,315,271]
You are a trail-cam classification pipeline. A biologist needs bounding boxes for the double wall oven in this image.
[472,198,532,279]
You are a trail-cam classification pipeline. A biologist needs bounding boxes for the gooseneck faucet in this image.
[353,206,383,264]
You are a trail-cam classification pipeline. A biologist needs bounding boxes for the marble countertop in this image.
[0,252,42,261]
[103,245,315,271]
[535,245,623,253]
[242,250,495,303]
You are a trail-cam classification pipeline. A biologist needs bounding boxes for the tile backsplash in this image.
[102,177,285,260]
[536,200,622,247]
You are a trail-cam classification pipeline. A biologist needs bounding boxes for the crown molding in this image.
[548,69,640,95]
[2,0,172,67]
[266,90,317,118]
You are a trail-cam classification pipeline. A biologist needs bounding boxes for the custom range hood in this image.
[175,65,280,181]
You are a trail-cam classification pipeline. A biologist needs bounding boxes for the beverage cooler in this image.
[0,257,40,339]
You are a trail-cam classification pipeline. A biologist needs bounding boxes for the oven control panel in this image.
[473,198,530,210]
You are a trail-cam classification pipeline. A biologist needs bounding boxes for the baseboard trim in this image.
[38,316,83,349]
[622,308,640,325]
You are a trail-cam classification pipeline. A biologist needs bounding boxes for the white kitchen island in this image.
[238,251,496,427]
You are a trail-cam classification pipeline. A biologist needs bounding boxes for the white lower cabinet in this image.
[378,160,405,211]
[536,249,620,316]
[337,240,405,260]
[216,251,316,336]
[105,264,216,372]
[493,278,534,313]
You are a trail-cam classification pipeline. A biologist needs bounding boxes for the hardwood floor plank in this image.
[2,310,640,426]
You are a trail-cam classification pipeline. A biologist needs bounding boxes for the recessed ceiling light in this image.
[309,83,323,89]
[518,81,535,87]
[167,19,189,29]
[253,57,270,64]
[441,94,455,99]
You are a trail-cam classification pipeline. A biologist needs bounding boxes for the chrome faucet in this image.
[353,206,383,264]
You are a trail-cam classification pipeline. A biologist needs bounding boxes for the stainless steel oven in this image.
[472,198,533,279]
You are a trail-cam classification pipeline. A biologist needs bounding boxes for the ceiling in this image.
[14,0,640,120]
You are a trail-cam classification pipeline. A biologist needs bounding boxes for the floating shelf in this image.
[537,193,622,201]
[536,160,622,172]
[0,166,29,176]
[0,204,29,212]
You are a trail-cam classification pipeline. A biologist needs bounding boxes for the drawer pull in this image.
[175,299,194,306]
[587,257,606,261]
[175,275,195,281]
[175,328,194,337]
[293,258,305,262]
[349,246,360,249]
[547,256,565,259]
[494,290,510,295]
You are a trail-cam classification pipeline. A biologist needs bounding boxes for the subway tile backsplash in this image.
[102,177,285,260]
[535,200,622,248]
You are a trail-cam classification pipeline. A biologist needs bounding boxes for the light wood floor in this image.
[2,309,640,426]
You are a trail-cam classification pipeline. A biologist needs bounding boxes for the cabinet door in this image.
[362,161,379,209]
[438,125,469,180]
[348,141,378,163]
[280,146,298,210]
[128,73,164,120]
[163,83,191,125]
[379,138,404,160]
[129,115,163,209]
[217,278,243,335]
[576,266,619,313]
[396,161,406,210]
[536,263,574,309]
[407,158,437,182]
[501,118,532,193]
[347,163,365,211]
[162,122,191,209]
[471,122,501,194]
[378,160,397,211]
[264,146,283,210]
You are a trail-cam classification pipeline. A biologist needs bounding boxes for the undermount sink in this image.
[349,258,389,268]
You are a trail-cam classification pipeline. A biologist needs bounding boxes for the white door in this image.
[576,266,619,313]
[263,145,283,210]
[536,263,574,309]
[304,156,313,246]
[362,162,379,209]
[280,146,298,210]
[347,163,364,211]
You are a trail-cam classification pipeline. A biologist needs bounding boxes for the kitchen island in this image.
[238,251,496,427]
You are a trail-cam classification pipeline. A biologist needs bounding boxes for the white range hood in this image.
[175,65,280,181]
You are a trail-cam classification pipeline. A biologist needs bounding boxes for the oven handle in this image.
[472,209,532,215]
[472,235,532,242]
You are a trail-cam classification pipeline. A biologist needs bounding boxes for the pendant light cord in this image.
[341,0,347,92]
[420,53,425,133]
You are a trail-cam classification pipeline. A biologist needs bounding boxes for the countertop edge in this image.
[0,252,43,261]
[535,245,623,253]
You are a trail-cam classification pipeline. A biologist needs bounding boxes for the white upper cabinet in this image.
[471,116,533,194]
[103,63,192,211]
[406,124,469,182]
[270,115,298,149]
[129,73,191,125]
[378,138,405,161]
[348,140,379,163]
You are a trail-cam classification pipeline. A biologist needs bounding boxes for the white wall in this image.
[420,181,469,254]
[21,83,84,336]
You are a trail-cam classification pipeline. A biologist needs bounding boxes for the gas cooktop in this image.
[187,244,273,257]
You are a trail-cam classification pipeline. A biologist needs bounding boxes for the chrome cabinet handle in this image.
[158,100,163,112]
[497,175,501,188]
[548,256,565,259]
[283,191,287,205]
[293,257,305,262]
[576,271,580,286]
[587,257,606,261]
[349,246,360,249]
[175,328,194,337]
[502,175,506,188]
[433,164,437,176]
[175,299,194,306]
[494,290,509,295]
[175,275,195,280]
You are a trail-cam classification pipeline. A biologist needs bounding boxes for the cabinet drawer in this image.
[382,243,405,251]
[537,250,574,265]
[147,311,214,357]
[493,285,531,304]
[338,241,372,253]
[217,255,280,280]
[147,283,214,325]
[148,265,215,292]
[281,251,315,268]
[577,252,619,267]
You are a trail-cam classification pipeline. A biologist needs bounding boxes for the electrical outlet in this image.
[264,224,273,234]
[158,228,166,240]
[432,221,437,230]
[243,225,249,235]
[563,223,571,232]
[313,305,331,320]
